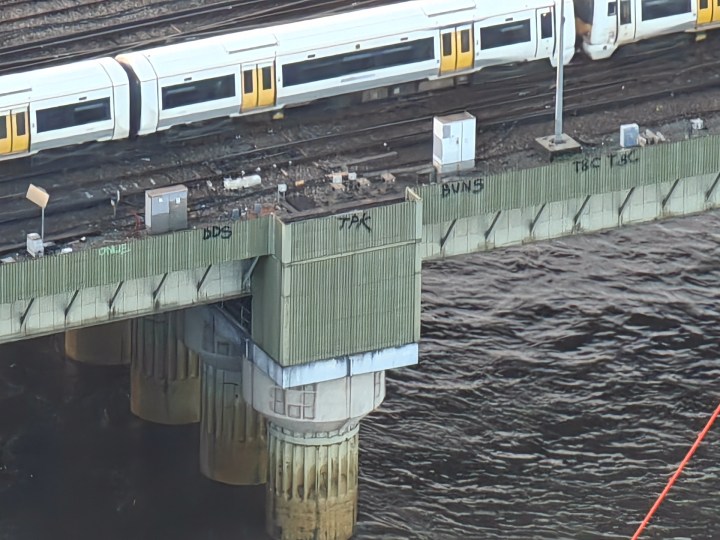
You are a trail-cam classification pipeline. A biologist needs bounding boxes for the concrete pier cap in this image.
[245,358,385,540]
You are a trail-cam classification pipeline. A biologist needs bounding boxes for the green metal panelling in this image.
[251,254,283,362]
[0,217,271,304]
[420,135,720,224]
[281,243,420,365]
[288,201,419,263]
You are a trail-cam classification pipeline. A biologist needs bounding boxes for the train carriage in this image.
[116,31,280,137]
[0,58,129,160]
[114,0,575,138]
[577,0,706,60]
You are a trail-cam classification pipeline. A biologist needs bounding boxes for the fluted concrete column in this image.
[266,424,359,540]
[200,355,267,485]
[65,321,130,365]
[130,311,200,425]
[245,360,386,540]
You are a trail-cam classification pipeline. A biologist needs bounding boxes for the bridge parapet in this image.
[0,216,271,343]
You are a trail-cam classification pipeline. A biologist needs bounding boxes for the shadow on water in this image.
[0,336,267,540]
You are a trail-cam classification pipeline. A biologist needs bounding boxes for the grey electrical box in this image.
[26,233,44,258]
[620,123,640,148]
[433,112,476,174]
[145,185,188,235]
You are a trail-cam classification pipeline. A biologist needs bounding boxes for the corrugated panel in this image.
[251,254,283,362]
[421,135,720,225]
[280,243,420,366]
[0,216,272,304]
[288,201,419,263]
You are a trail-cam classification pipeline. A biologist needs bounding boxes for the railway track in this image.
[1,32,719,253]
[0,0,401,75]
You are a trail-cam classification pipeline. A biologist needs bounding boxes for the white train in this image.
[0,0,708,161]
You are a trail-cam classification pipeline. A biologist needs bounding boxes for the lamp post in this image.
[553,0,566,145]
[534,0,580,159]
[26,184,49,243]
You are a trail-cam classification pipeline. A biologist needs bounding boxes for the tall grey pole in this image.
[41,206,45,242]
[554,0,565,144]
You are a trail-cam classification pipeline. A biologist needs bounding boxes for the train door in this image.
[698,0,720,24]
[241,62,276,112]
[617,0,635,43]
[536,7,555,59]
[0,107,29,156]
[439,25,474,75]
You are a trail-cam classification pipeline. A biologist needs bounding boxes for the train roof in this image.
[0,58,124,107]
[117,0,562,79]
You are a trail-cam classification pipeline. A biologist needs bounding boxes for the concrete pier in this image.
[245,359,386,540]
[266,424,359,540]
[64,321,131,365]
[200,354,267,485]
[130,311,201,425]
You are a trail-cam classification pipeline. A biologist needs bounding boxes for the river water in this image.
[2,212,720,539]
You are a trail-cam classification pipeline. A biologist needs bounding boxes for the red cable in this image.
[631,401,720,540]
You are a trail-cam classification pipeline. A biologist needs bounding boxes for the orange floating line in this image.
[631,400,720,540]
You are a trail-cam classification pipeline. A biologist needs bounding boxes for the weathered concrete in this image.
[130,311,200,425]
[200,354,267,485]
[64,320,130,365]
[266,424,359,540]
[244,359,385,540]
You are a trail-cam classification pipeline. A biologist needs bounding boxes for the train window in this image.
[460,29,471,53]
[641,0,691,20]
[282,37,435,87]
[243,70,254,94]
[261,66,273,90]
[575,0,595,23]
[620,0,632,23]
[161,74,235,110]
[0,117,6,139]
[608,1,617,15]
[480,20,531,50]
[700,0,708,7]
[37,98,111,133]
[16,112,26,136]
[540,12,553,39]
[442,33,453,56]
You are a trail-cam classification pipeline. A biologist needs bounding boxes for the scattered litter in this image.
[691,118,705,131]
[224,175,261,190]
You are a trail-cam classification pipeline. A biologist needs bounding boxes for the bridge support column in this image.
[199,354,267,485]
[64,321,130,365]
[245,361,386,540]
[130,311,201,425]
[266,423,359,540]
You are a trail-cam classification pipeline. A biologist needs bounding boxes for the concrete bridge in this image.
[1,132,719,540]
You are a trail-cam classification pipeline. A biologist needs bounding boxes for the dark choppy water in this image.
[3,212,720,539]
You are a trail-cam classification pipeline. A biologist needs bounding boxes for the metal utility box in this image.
[433,112,476,174]
[620,123,639,148]
[145,185,188,235]
[26,233,43,258]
